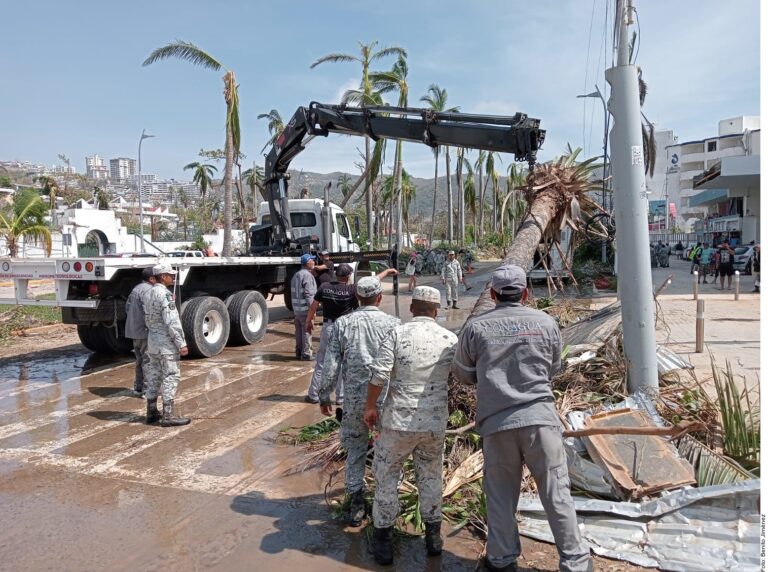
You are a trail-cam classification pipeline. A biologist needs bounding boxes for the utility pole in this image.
[606,0,659,391]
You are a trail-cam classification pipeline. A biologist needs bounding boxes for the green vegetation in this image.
[0,293,60,340]
[0,189,52,257]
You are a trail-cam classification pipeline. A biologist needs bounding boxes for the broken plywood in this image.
[581,408,696,500]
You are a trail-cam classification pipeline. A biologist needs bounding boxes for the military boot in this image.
[146,398,161,424]
[371,526,394,566]
[452,302,459,309]
[160,400,191,427]
[348,490,366,527]
[424,521,443,556]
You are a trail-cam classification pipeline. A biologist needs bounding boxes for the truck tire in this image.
[77,324,114,354]
[181,296,230,358]
[226,290,269,346]
[104,323,134,355]
[283,285,293,312]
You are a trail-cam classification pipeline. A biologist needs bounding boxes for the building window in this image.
[707,141,717,152]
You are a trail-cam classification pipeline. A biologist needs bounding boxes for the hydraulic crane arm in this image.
[263,102,545,252]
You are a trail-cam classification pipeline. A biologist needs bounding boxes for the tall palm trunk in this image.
[445,148,453,244]
[456,150,465,247]
[428,150,439,246]
[476,164,483,241]
[223,118,234,256]
[365,138,373,249]
[394,141,403,251]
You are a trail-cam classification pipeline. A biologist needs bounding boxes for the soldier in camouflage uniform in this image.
[442,250,463,309]
[124,266,155,397]
[364,285,457,565]
[319,275,400,527]
[143,263,190,427]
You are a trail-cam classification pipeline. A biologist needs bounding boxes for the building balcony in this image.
[693,214,742,234]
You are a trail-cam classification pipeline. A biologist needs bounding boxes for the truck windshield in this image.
[261,213,317,228]
[335,213,350,238]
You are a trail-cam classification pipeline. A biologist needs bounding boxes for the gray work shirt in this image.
[451,302,562,437]
[290,268,317,315]
[124,281,153,340]
[370,317,458,433]
[319,306,401,406]
[144,284,186,354]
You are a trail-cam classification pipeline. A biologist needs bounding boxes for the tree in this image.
[57,154,71,197]
[337,173,353,198]
[34,175,59,209]
[420,84,459,245]
[381,169,416,247]
[143,40,241,256]
[462,161,477,243]
[93,186,110,210]
[455,147,468,246]
[0,189,52,257]
[479,151,501,239]
[311,41,406,248]
[257,109,285,153]
[183,162,218,200]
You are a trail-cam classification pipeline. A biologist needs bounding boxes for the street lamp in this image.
[138,129,155,253]
[578,85,609,263]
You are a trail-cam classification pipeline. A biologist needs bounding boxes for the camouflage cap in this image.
[153,263,177,276]
[356,276,382,297]
[412,285,440,304]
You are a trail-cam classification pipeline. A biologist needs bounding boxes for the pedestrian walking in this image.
[291,254,317,360]
[699,245,712,284]
[406,252,418,292]
[717,242,736,290]
[689,242,702,274]
[318,276,401,527]
[442,250,463,309]
[364,285,457,565]
[451,264,592,572]
[143,264,190,427]
[304,263,357,405]
[124,267,156,397]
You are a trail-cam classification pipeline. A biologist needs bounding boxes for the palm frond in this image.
[142,40,223,70]
[310,53,357,68]
[18,224,52,255]
[372,46,407,61]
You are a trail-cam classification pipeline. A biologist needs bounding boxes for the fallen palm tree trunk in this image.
[563,419,704,439]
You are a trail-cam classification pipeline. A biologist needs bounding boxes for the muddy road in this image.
[0,263,639,571]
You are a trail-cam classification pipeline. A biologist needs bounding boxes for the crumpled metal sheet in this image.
[517,479,761,571]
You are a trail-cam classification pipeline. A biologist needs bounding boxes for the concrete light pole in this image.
[138,129,155,253]
[606,0,659,391]
[577,86,609,263]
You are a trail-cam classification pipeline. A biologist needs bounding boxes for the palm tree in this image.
[462,162,477,244]
[311,41,406,248]
[183,162,218,201]
[93,186,110,210]
[479,151,501,239]
[143,40,241,256]
[242,162,265,206]
[381,169,416,247]
[500,163,528,239]
[57,154,70,197]
[257,109,285,153]
[455,147,469,246]
[337,173,353,198]
[0,190,52,257]
[420,84,459,245]
[371,53,409,250]
[34,175,59,210]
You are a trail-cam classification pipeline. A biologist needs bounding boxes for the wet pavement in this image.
[0,265,497,572]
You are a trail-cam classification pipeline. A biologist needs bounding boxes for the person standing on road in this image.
[304,263,357,405]
[451,264,592,572]
[717,242,736,290]
[406,252,418,293]
[364,285,457,565]
[125,267,156,397]
[699,245,712,284]
[291,254,317,360]
[318,276,400,527]
[689,242,702,274]
[442,250,463,309]
[752,245,760,293]
[144,264,190,427]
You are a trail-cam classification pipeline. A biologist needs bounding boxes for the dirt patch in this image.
[0,323,79,360]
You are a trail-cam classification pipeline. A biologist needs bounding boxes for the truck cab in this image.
[254,199,359,254]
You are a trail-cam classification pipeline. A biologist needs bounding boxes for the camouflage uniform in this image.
[442,258,463,305]
[369,316,457,528]
[143,283,186,402]
[124,280,153,393]
[320,306,400,494]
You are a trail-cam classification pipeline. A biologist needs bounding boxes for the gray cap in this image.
[152,263,177,276]
[356,276,382,297]
[490,264,526,294]
[141,266,155,280]
[412,285,441,304]
[320,249,330,256]
[448,250,455,255]
[336,263,353,277]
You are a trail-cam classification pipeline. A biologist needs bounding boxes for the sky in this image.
[0,0,761,183]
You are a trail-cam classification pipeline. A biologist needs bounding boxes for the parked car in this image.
[167,250,205,258]
[733,245,758,275]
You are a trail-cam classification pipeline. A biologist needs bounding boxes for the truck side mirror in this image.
[354,215,361,238]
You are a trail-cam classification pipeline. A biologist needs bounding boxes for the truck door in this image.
[334,212,353,252]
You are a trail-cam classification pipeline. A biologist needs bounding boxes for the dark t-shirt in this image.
[315,263,336,287]
[314,281,358,321]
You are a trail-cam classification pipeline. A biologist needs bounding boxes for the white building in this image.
[109,157,136,182]
[663,116,760,232]
[85,155,109,179]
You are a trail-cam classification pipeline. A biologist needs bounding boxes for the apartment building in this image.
[85,155,109,179]
[109,157,136,182]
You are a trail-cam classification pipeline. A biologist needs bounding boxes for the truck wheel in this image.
[104,324,134,355]
[77,324,114,354]
[181,296,230,358]
[283,286,293,312]
[226,290,269,346]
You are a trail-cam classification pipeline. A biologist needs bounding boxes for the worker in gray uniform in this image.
[451,264,592,572]
[144,263,190,427]
[442,250,463,309]
[364,285,457,565]
[290,253,317,360]
[319,275,400,527]
[124,266,156,397]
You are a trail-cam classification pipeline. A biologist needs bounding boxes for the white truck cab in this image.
[256,199,360,253]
